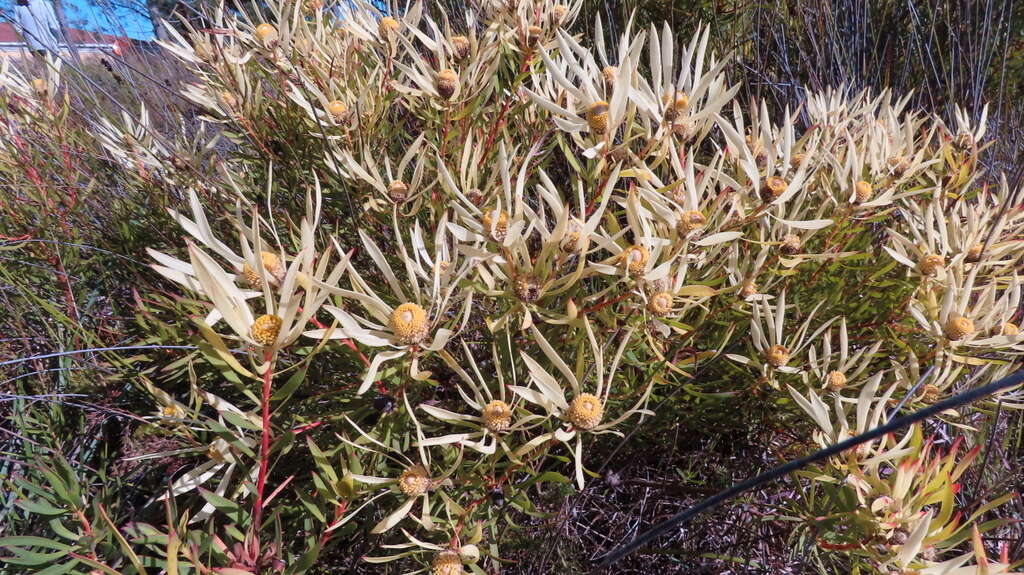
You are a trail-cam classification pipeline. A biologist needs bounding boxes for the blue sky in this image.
[1,0,154,39]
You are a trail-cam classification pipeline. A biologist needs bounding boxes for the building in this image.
[0,22,135,60]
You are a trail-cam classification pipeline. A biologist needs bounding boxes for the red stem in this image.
[252,350,274,547]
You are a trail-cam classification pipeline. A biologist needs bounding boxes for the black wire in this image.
[597,368,1024,567]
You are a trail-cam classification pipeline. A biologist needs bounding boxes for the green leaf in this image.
[0,537,72,551]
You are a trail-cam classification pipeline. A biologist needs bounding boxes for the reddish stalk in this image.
[251,349,275,547]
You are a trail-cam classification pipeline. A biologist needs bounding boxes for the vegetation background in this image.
[1,0,1023,573]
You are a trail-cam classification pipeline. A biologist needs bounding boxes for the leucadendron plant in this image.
[3,0,1024,573]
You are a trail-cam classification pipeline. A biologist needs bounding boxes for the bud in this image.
[255,23,278,43]
[327,100,348,121]
[739,281,758,299]
[917,253,945,276]
[551,4,569,23]
[780,234,801,255]
[378,16,401,38]
[436,69,459,100]
[765,344,790,368]
[964,243,983,263]
[887,155,910,176]
[450,35,470,60]
[854,180,873,203]
[601,65,618,88]
[1000,322,1020,336]
[525,25,543,46]
[918,384,940,404]
[31,78,47,96]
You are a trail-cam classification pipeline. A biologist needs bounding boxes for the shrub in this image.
[1,1,1022,573]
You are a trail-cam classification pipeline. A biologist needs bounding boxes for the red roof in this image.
[0,22,126,45]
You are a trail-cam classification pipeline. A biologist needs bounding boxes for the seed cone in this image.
[825,370,847,391]
[255,23,277,43]
[481,400,512,432]
[943,316,974,340]
[451,35,470,60]
[481,210,509,242]
[388,180,409,203]
[436,69,459,100]
[398,464,430,497]
[647,292,673,316]
[586,101,609,135]
[677,210,707,234]
[760,176,787,203]
[854,180,873,203]
[390,303,429,345]
[251,314,282,346]
[623,245,649,277]
[917,254,945,276]
[765,344,790,368]
[432,550,463,575]
[567,393,603,430]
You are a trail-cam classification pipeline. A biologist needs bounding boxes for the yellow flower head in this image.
[825,370,847,391]
[623,245,649,277]
[251,314,283,347]
[854,180,873,203]
[481,209,509,242]
[431,550,463,575]
[677,210,707,234]
[567,393,604,430]
[327,100,348,121]
[398,464,430,497]
[378,16,400,37]
[943,316,974,341]
[255,23,277,43]
[481,400,512,432]
[1000,322,1020,336]
[586,101,610,135]
[390,303,429,345]
[647,292,673,316]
